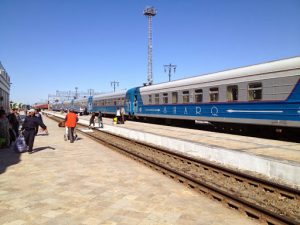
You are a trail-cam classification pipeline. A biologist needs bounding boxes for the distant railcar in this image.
[52,101,64,112]
[73,98,89,115]
[87,90,126,117]
[34,103,48,110]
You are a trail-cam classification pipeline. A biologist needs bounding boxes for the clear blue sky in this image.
[1,0,300,105]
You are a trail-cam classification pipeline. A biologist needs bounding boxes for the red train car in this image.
[34,103,49,110]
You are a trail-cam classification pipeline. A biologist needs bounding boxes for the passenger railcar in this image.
[87,90,126,116]
[73,98,88,115]
[126,56,300,129]
[61,100,73,112]
[33,103,49,110]
[52,101,64,111]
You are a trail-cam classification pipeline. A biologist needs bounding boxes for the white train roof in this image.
[74,97,88,103]
[140,56,300,92]
[92,90,127,100]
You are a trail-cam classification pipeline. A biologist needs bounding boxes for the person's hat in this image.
[28,109,35,113]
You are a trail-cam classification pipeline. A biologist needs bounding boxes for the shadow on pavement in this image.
[0,147,21,174]
[33,146,55,153]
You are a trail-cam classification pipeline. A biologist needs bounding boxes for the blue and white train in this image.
[55,56,300,131]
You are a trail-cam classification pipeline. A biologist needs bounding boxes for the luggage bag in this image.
[14,134,27,153]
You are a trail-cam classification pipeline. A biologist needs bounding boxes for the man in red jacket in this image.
[65,109,78,143]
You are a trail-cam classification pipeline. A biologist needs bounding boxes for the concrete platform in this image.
[0,115,259,225]
[47,111,300,189]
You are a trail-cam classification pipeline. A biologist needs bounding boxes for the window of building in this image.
[148,95,152,104]
[248,82,262,101]
[227,85,238,101]
[195,89,203,103]
[154,94,159,104]
[163,93,168,104]
[182,90,190,103]
[209,87,219,102]
[172,92,178,104]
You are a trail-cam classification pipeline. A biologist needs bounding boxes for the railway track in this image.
[50,115,300,225]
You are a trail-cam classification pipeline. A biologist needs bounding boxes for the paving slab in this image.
[0,115,259,225]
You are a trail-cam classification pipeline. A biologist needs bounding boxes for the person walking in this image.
[21,109,48,153]
[97,111,103,128]
[88,112,96,129]
[34,108,43,135]
[120,107,125,124]
[65,109,78,143]
[116,108,121,124]
[7,108,20,142]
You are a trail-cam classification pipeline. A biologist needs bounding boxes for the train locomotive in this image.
[58,56,300,133]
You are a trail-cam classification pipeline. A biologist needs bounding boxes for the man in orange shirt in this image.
[65,109,78,143]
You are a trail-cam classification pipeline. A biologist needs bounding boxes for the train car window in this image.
[155,94,159,104]
[227,85,238,101]
[209,87,219,102]
[163,93,168,104]
[172,92,178,104]
[182,91,190,103]
[248,83,262,101]
[148,95,152,104]
[195,89,203,103]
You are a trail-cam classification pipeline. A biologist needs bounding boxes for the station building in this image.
[0,61,11,112]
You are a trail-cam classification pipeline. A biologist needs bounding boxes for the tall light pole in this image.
[88,89,94,96]
[144,6,157,85]
[164,63,177,82]
[111,81,119,92]
[75,87,78,99]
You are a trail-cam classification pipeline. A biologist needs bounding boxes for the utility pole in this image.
[111,81,119,92]
[144,6,157,85]
[75,87,78,99]
[87,89,94,96]
[164,63,176,82]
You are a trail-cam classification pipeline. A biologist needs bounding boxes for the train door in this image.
[134,94,138,114]
[125,92,131,114]
[87,96,93,112]
[125,87,140,116]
